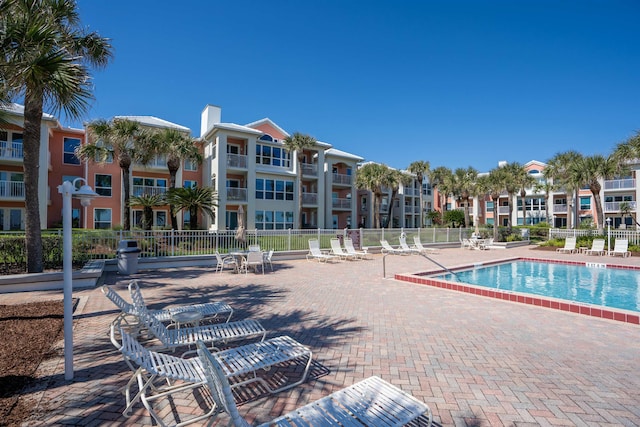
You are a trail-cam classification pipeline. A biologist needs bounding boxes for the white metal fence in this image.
[548,228,640,246]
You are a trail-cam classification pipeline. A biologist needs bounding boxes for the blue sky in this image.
[72,0,640,172]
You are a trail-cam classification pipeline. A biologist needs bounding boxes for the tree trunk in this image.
[189,206,198,229]
[374,192,381,228]
[167,157,179,230]
[520,190,527,227]
[23,86,44,273]
[492,194,499,241]
[120,160,132,230]
[297,154,303,229]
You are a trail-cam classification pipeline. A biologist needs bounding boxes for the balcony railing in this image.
[0,180,25,198]
[332,198,351,209]
[226,187,247,202]
[302,192,318,205]
[132,185,167,197]
[498,206,509,215]
[0,142,23,160]
[332,173,352,185]
[227,153,247,169]
[604,178,636,190]
[553,204,568,213]
[605,201,637,212]
[301,163,318,176]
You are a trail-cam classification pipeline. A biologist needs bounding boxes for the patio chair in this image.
[248,244,261,252]
[262,249,274,271]
[399,236,420,254]
[197,341,434,427]
[380,239,409,255]
[306,239,338,263]
[102,284,234,329]
[585,239,606,256]
[413,235,440,254]
[113,326,312,425]
[129,282,266,352]
[609,239,631,257]
[240,250,264,274]
[556,236,577,254]
[460,238,474,250]
[214,251,238,273]
[330,238,357,260]
[344,237,370,259]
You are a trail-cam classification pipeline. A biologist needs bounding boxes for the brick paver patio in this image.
[2,246,640,426]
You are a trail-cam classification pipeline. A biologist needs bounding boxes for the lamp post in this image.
[58,178,98,380]
[606,217,612,256]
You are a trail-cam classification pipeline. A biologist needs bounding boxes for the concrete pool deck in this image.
[2,245,639,426]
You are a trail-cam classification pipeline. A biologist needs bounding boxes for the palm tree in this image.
[569,154,618,233]
[355,163,388,228]
[282,132,316,229]
[382,169,412,228]
[129,194,165,230]
[533,179,555,225]
[484,167,508,241]
[512,164,537,227]
[451,167,478,228]
[165,186,216,230]
[1,0,112,272]
[429,166,453,220]
[77,118,146,231]
[545,151,582,229]
[407,160,430,227]
[619,201,640,228]
[141,128,203,229]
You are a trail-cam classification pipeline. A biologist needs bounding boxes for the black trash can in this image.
[117,240,141,275]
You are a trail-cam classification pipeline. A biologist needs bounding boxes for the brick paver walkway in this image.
[2,246,639,426]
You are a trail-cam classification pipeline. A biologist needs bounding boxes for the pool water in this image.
[438,261,640,312]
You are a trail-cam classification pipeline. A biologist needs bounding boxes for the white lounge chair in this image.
[609,239,631,257]
[197,341,434,427]
[240,250,264,274]
[114,327,312,426]
[413,236,440,254]
[330,238,357,260]
[381,239,409,255]
[214,251,238,273]
[399,236,420,254]
[306,239,338,263]
[585,239,606,256]
[262,249,274,271]
[556,236,577,254]
[344,237,370,259]
[129,282,266,352]
[103,283,234,327]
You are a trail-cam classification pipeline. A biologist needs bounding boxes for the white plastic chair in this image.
[262,249,274,271]
[413,236,439,254]
[306,239,338,262]
[330,238,357,260]
[585,239,606,256]
[248,244,261,252]
[240,250,264,274]
[556,236,577,254]
[344,237,369,259]
[380,239,407,255]
[609,239,631,257]
[214,251,237,273]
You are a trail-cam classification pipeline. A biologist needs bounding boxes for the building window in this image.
[256,143,290,167]
[95,174,112,197]
[0,131,23,159]
[184,180,197,188]
[255,178,294,200]
[0,208,23,230]
[63,137,81,165]
[184,158,197,171]
[580,197,591,210]
[94,208,112,229]
[486,201,494,210]
[133,177,167,196]
[255,210,293,230]
[155,211,167,228]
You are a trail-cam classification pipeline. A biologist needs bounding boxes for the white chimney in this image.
[200,104,221,137]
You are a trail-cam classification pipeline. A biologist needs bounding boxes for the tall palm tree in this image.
[429,166,453,219]
[165,186,216,230]
[619,201,640,228]
[355,162,388,228]
[569,154,618,233]
[533,178,555,225]
[382,169,412,228]
[141,128,203,229]
[129,194,165,230]
[451,167,478,228]
[0,0,112,272]
[512,164,537,227]
[282,132,316,229]
[545,151,582,229]
[407,160,430,227]
[484,167,508,241]
[77,118,146,231]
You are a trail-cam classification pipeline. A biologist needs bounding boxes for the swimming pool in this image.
[395,258,640,325]
[437,260,640,313]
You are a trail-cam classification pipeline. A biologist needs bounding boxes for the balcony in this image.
[498,206,509,215]
[605,201,637,212]
[553,204,568,213]
[0,180,25,198]
[302,192,318,205]
[226,187,247,202]
[604,178,635,191]
[132,185,167,197]
[301,163,318,176]
[0,142,23,161]
[332,173,352,186]
[227,153,247,169]
[332,198,351,209]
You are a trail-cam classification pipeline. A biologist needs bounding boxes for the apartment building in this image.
[199,105,363,231]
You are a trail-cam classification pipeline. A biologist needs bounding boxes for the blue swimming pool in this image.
[437,261,640,313]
